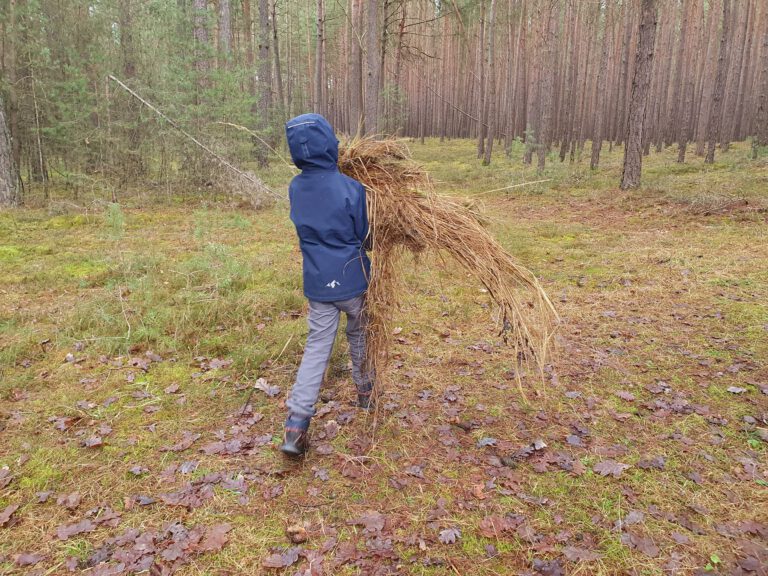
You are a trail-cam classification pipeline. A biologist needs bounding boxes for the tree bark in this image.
[621,0,657,190]
[314,0,325,114]
[257,0,273,118]
[350,0,364,134]
[218,0,232,66]
[706,0,731,164]
[677,0,700,162]
[0,94,19,207]
[483,0,497,165]
[272,1,285,113]
[364,0,381,134]
[193,0,211,92]
[243,0,257,96]
[591,1,612,170]
[754,14,768,149]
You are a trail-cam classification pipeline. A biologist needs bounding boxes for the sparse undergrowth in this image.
[0,141,766,575]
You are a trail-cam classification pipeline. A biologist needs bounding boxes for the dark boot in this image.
[357,386,376,411]
[280,416,310,457]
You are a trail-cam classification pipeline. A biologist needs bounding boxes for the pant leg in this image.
[286,300,340,419]
[336,294,373,394]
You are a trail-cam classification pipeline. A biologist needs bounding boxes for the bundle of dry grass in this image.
[338,137,559,395]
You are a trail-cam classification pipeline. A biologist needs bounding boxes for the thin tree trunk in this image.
[483,0,497,165]
[350,0,364,134]
[0,95,19,207]
[314,0,325,114]
[696,0,722,156]
[621,0,657,190]
[243,0,256,96]
[193,0,211,92]
[677,0,700,162]
[591,1,612,170]
[753,10,768,152]
[218,0,232,66]
[257,0,272,118]
[537,2,556,171]
[364,0,381,134]
[706,0,731,164]
[477,1,487,157]
[272,0,285,114]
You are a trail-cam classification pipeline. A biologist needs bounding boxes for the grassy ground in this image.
[1,140,767,575]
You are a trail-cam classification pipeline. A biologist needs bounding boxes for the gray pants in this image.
[286,294,372,419]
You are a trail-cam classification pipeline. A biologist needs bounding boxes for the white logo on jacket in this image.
[326,280,341,288]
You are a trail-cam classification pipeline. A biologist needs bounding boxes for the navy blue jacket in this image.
[286,114,371,302]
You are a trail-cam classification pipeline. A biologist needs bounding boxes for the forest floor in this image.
[1,141,767,576]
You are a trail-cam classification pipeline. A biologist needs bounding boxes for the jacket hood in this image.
[285,113,339,171]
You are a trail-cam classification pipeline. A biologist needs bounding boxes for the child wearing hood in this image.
[280,113,374,457]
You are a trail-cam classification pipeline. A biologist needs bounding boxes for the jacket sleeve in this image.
[353,182,371,251]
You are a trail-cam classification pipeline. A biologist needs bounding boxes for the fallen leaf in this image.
[160,431,201,452]
[593,460,630,478]
[562,546,601,562]
[254,378,281,397]
[438,527,461,544]
[727,386,746,394]
[15,552,44,567]
[197,523,232,552]
[262,546,301,569]
[57,519,96,540]
[57,492,82,510]
[348,510,385,532]
[0,504,20,527]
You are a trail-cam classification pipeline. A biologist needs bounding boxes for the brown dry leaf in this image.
[57,519,96,540]
[348,510,385,533]
[160,431,201,452]
[15,552,44,567]
[0,503,20,527]
[197,523,232,553]
[56,492,82,510]
[562,545,602,562]
[262,546,301,569]
[593,460,630,478]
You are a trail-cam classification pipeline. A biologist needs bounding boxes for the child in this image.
[281,113,374,457]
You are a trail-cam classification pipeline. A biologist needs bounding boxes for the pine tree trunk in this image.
[477,1,487,158]
[314,0,325,114]
[591,2,612,170]
[621,0,657,190]
[695,0,722,156]
[193,0,211,92]
[218,0,232,66]
[257,0,272,116]
[350,0,364,134]
[364,0,380,134]
[677,0,700,162]
[483,0,497,165]
[755,17,768,149]
[706,0,731,164]
[537,2,556,171]
[243,0,256,96]
[272,1,285,114]
[0,95,19,207]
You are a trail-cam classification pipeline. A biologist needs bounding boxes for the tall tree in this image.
[0,95,19,207]
[705,0,731,164]
[621,0,657,190]
[591,1,612,170]
[193,0,211,92]
[350,0,364,134]
[257,0,273,118]
[754,13,768,152]
[364,0,381,134]
[314,0,325,114]
[218,0,232,65]
[482,0,497,165]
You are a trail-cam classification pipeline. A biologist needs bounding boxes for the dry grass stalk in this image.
[337,137,559,396]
